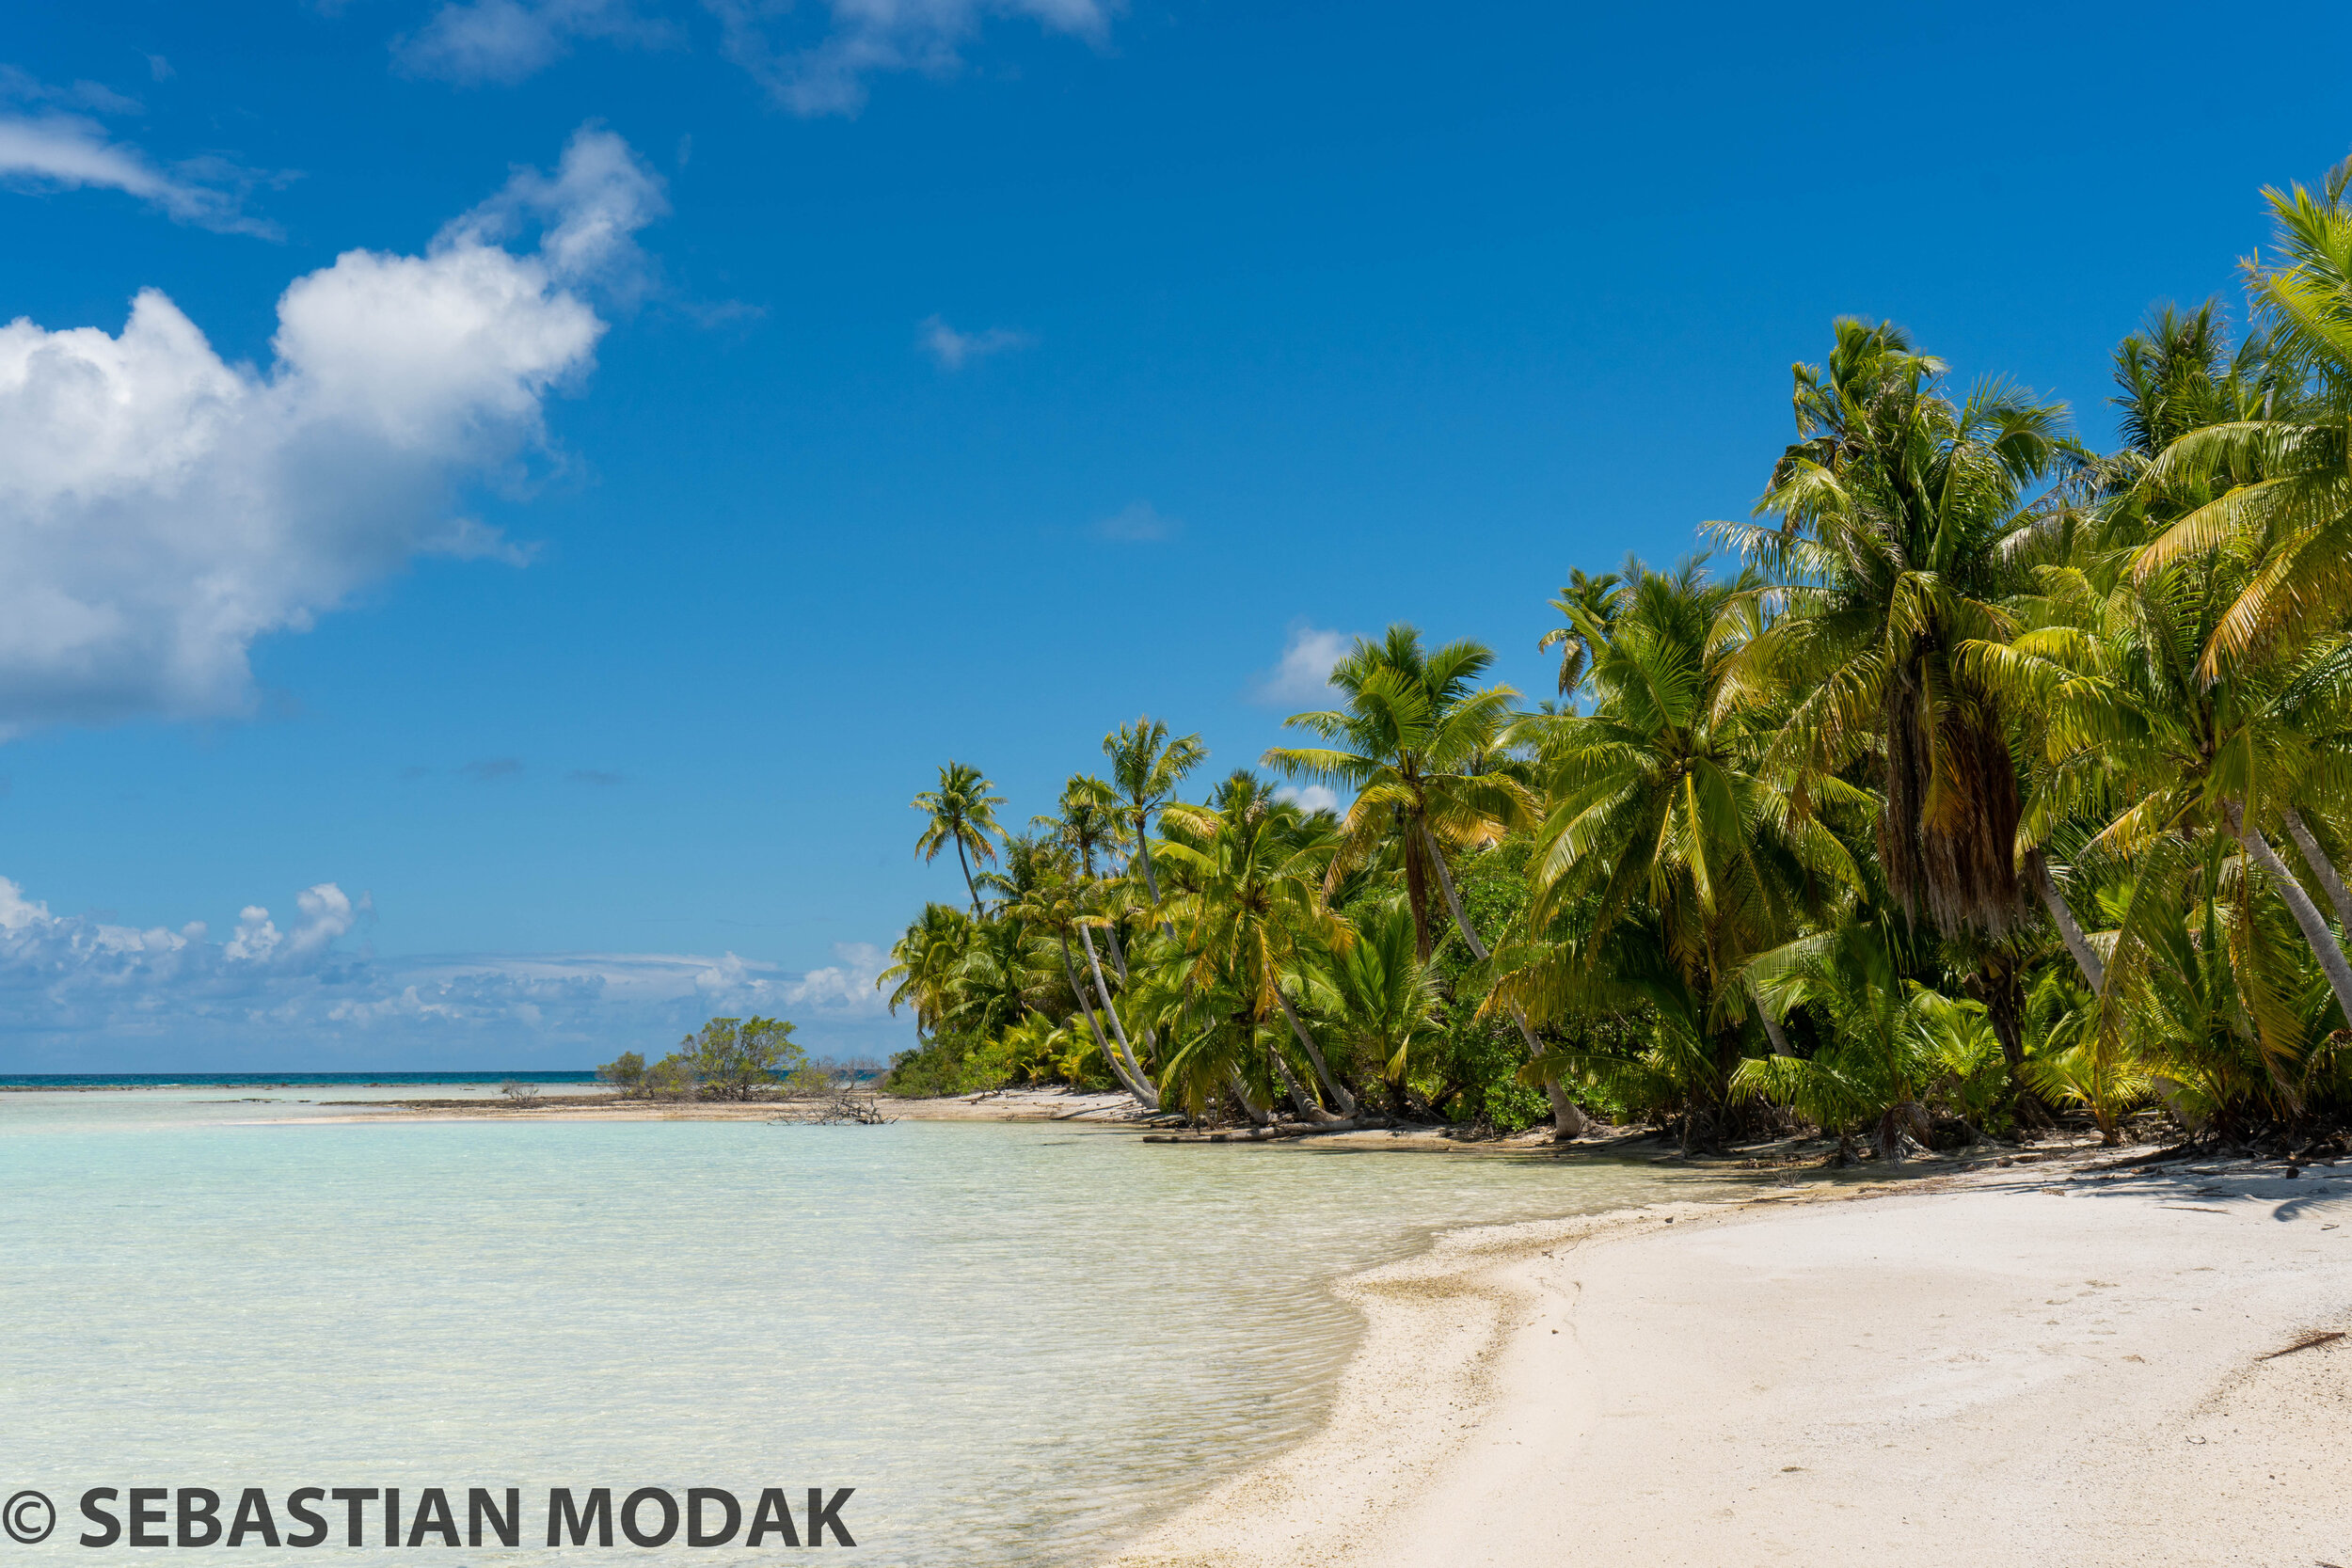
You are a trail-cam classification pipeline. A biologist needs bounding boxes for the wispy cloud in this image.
[917,314,1031,371]
[460,757,525,783]
[393,0,679,85]
[1249,625,1354,707]
[0,116,282,237]
[382,0,1122,113]
[0,68,144,115]
[0,66,284,237]
[719,0,1121,117]
[1094,500,1176,542]
[420,516,540,566]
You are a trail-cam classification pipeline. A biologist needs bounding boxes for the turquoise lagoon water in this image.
[0,1092,1737,1563]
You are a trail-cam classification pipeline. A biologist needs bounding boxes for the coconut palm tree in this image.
[1156,771,1358,1119]
[1508,561,1864,1138]
[1963,546,2352,1030]
[1536,567,1625,697]
[1721,319,2067,940]
[1036,774,1129,881]
[2134,160,2352,676]
[877,902,975,1035]
[1264,625,1534,959]
[1263,625,1597,1130]
[1740,914,1950,1161]
[1000,846,1159,1107]
[912,761,1007,914]
[1322,896,1445,1115]
[1103,719,1207,909]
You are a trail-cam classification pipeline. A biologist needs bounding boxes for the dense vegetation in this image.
[882,162,2352,1158]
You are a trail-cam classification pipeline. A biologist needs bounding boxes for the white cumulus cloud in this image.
[1249,625,1354,707]
[0,124,663,733]
[1274,783,1341,816]
[0,870,907,1069]
[784,942,890,1016]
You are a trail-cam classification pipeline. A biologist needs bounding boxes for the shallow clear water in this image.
[0,1094,1740,1563]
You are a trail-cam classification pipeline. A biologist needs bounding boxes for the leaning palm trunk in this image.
[1102,921,1169,1083]
[1225,1066,1272,1126]
[1059,937,1155,1106]
[2283,807,2352,931]
[1274,988,1357,1115]
[1263,1033,1343,1123]
[1076,926,1159,1109]
[1421,826,1591,1138]
[1753,980,1793,1056]
[2029,852,2106,992]
[2231,802,2352,1026]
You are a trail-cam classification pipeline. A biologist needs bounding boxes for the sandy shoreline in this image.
[275,1086,1157,1123]
[1105,1153,2352,1568]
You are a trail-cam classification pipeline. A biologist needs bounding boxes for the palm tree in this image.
[1740,914,1949,1161]
[2135,160,2352,676]
[1721,319,2066,940]
[1264,625,1534,960]
[1536,567,1625,697]
[1103,719,1207,910]
[1000,845,1160,1107]
[1263,625,1594,1131]
[1035,774,1128,881]
[1508,561,1863,1139]
[1156,771,1358,1119]
[1323,896,1445,1115]
[913,761,1007,914]
[877,902,975,1035]
[1963,549,2352,1030]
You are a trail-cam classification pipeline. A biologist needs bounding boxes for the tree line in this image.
[881,158,2352,1159]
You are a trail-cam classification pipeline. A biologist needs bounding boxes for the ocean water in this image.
[0,1092,1739,1563]
[0,1071,600,1088]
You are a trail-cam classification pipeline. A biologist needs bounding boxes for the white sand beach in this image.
[1107,1156,2352,1568]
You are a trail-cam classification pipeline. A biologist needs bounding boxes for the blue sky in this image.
[2,0,2350,1069]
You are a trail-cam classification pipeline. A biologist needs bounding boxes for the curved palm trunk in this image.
[955,836,981,915]
[1263,1033,1342,1122]
[1132,816,1181,942]
[1752,980,1793,1056]
[2232,803,2352,1026]
[1102,921,1166,1078]
[1275,988,1358,1115]
[1076,925,1158,1110]
[1421,826,1591,1138]
[1060,936,1153,1105]
[1226,1066,1272,1126]
[2029,853,2105,993]
[2283,807,2352,931]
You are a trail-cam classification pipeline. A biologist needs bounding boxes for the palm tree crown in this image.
[913,760,1007,913]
